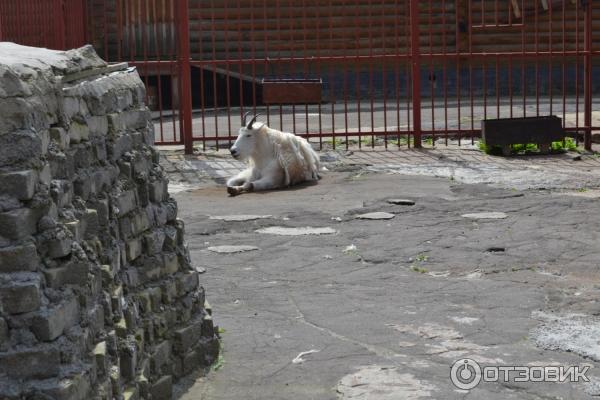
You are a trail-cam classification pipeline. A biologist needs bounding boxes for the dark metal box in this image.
[481,115,564,146]
[262,78,322,104]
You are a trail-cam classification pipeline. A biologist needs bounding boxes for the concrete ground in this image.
[169,146,600,399]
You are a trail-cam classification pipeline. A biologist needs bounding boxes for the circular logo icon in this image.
[450,358,482,390]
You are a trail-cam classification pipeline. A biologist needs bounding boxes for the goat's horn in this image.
[242,111,252,126]
[246,113,262,129]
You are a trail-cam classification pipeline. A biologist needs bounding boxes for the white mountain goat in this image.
[226,113,321,196]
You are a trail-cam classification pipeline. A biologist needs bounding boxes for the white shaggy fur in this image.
[227,121,321,196]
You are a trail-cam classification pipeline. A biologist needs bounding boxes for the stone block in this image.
[50,127,70,150]
[0,276,42,314]
[137,181,149,207]
[144,229,165,255]
[142,124,155,146]
[0,242,40,273]
[162,252,179,276]
[47,234,73,259]
[43,260,90,288]
[123,386,139,400]
[120,267,140,289]
[107,109,150,133]
[115,317,128,338]
[111,285,124,318]
[0,129,43,166]
[72,145,92,169]
[115,189,137,217]
[0,207,40,240]
[88,304,105,335]
[201,314,215,338]
[50,179,73,208]
[163,225,177,251]
[118,161,132,178]
[107,134,133,161]
[82,208,99,239]
[90,198,109,227]
[182,349,202,375]
[136,372,150,400]
[173,319,203,353]
[149,178,168,203]
[41,372,92,400]
[0,317,8,346]
[151,340,172,375]
[135,290,152,315]
[0,170,37,200]
[161,280,177,304]
[151,375,173,400]
[138,258,162,285]
[131,210,151,236]
[93,137,108,161]
[175,219,186,245]
[110,365,123,398]
[126,237,142,261]
[131,153,150,177]
[39,162,52,185]
[94,341,109,377]
[120,338,138,382]
[87,115,108,137]
[147,287,162,312]
[0,347,60,379]
[48,150,75,180]
[176,271,199,296]
[31,297,79,341]
[69,121,90,143]
[64,219,83,242]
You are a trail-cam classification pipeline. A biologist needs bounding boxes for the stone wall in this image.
[0,43,218,400]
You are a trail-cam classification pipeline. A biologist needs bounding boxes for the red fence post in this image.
[176,0,194,154]
[410,0,422,148]
[57,0,67,50]
[583,0,592,151]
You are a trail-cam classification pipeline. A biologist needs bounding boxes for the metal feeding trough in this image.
[262,78,322,104]
[481,115,564,156]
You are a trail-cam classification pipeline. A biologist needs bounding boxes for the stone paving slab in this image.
[171,170,600,400]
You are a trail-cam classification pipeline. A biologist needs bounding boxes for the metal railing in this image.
[3,1,598,153]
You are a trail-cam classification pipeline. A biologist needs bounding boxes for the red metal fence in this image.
[3,1,599,153]
[0,0,87,50]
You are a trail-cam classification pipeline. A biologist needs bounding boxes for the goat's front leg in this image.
[227,169,253,196]
[227,177,278,196]
[248,177,279,192]
[226,168,252,187]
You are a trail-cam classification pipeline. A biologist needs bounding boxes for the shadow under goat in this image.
[226,113,322,196]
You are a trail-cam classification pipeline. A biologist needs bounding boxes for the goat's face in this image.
[230,126,258,161]
[230,113,263,160]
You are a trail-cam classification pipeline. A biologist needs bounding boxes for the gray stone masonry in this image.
[0,43,218,400]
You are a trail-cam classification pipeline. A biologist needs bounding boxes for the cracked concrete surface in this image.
[171,149,600,399]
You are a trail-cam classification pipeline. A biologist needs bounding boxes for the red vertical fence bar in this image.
[583,0,592,151]
[176,0,194,154]
[410,0,422,148]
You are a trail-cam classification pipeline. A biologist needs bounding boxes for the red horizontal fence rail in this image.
[0,0,87,50]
